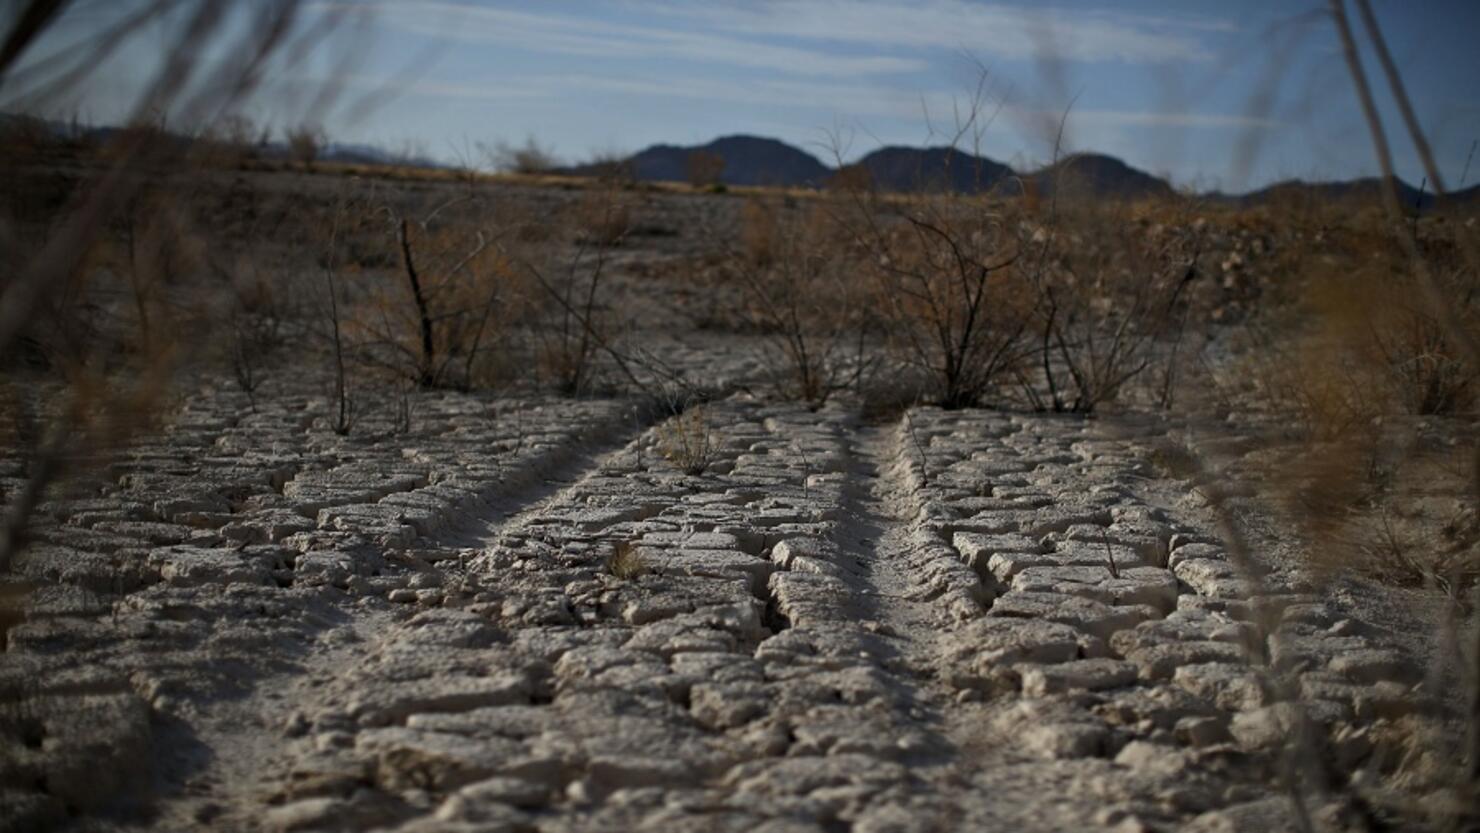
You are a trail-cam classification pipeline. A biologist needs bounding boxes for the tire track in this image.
[437,416,654,552]
[95,400,652,831]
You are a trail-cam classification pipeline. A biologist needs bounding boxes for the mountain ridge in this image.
[570,133,1473,208]
[6,113,1473,206]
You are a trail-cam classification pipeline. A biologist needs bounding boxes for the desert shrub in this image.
[485,135,559,175]
[583,149,637,186]
[207,232,300,410]
[1187,4,1480,822]
[0,347,174,570]
[1356,262,1476,416]
[190,115,267,168]
[343,204,519,391]
[1243,220,1477,433]
[3,175,220,596]
[1208,208,1478,598]
[721,198,875,407]
[285,124,325,169]
[687,151,725,189]
[827,164,874,194]
[529,263,607,394]
[571,190,634,248]
[10,182,215,383]
[95,116,184,168]
[110,191,209,355]
[738,199,780,265]
[503,186,659,395]
[841,192,1032,409]
[1022,202,1203,413]
[0,1,355,570]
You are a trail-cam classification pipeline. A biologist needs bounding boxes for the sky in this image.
[8,0,1480,191]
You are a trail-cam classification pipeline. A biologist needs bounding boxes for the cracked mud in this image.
[1,387,1434,832]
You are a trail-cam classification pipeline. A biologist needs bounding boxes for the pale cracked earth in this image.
[1,383,1429,832]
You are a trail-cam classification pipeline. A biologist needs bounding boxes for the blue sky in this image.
[12,0,1480,191]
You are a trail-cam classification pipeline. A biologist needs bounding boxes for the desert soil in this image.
[0,176,1460,832]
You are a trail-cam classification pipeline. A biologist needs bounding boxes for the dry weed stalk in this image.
[1157,4,1480,824]
[658,404,714,476]
[0,0,351,566]
[1329,1,1480,810]
[606,541,648,581]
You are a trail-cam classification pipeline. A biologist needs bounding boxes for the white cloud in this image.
[1059,109,1279,130]
[343,68,942,121]
[309,0,1268,160]
[315,1,925,77]
[350,68,1276,144]
[630,0,1229,64]
[337,72,548,101]
[314,0,1227,79]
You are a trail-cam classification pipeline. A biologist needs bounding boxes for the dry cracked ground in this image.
[0,173,1463,833]
[1,378,1442,832]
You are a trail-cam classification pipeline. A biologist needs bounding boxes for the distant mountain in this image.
[1027,153,1174,201]
[587,137,1178,201]
[853,146,1016,193]
[1232,176,1480,211]
[12,112,1478,208]
[612,135,831,187]
[1452,183,1480,205]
